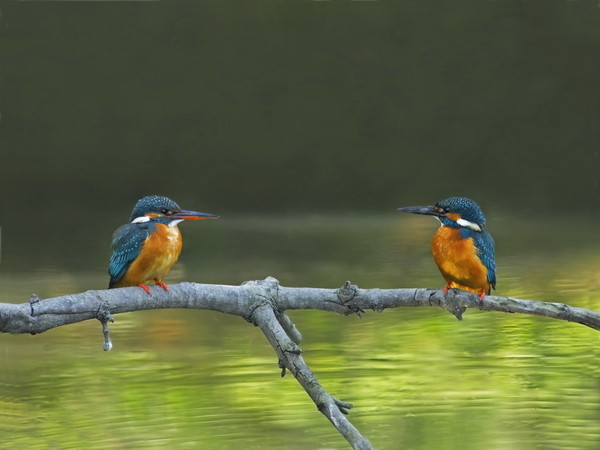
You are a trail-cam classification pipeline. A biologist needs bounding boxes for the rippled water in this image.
[1,214,599,449]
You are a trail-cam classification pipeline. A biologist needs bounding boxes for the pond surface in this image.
[1,213,599,449]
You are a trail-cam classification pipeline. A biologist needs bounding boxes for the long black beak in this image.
[170,210,219,220]
[397,205,440,216]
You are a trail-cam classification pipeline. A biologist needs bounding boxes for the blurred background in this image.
[1,1,599,449]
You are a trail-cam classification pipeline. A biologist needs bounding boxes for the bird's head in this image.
[398,196,486,231]
[130,195,218,226]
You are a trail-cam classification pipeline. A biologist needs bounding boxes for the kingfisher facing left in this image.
[108,195,218,294]
[398,196,496,299]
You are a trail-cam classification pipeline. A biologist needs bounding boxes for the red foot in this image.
[154,278,169,291]
[137,283,151,294]
[444,283,486,302]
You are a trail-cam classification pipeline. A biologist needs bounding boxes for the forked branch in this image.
[1,277,598,449]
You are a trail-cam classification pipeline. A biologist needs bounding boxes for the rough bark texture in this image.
[1,277,598,449]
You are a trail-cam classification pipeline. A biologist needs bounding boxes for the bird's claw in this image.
[154,278,169,291]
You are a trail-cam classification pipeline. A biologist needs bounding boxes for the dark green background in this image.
[3,0,599,272]
[3,1,599,216]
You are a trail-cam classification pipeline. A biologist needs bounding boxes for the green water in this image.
[1,214,598,449]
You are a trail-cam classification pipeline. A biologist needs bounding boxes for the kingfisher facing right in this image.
[108,195,218,294]
[398,196,496,299]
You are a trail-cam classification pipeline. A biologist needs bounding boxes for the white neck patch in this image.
[457,218,482,232]
[168,219,184,227]
[131,216,150,224]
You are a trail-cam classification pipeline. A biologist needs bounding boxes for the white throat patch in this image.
[457,218,482,232]
[131,216,150,224]
[168,219,184,227]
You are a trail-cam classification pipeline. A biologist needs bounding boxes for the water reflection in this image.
[1,214,599,449]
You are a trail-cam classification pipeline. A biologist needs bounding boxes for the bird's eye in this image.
[160,208,170,215]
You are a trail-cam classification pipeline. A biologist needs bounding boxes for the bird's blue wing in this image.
[108,223,152,287]
[473,230,496,289]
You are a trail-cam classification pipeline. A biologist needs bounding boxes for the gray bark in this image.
[1,277,598,449]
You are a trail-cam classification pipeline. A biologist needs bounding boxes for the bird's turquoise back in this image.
[108,222,155,287]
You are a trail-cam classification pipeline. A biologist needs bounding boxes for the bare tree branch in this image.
[1,277,598,449]
[2,277,597,335]
[249,300,371,449]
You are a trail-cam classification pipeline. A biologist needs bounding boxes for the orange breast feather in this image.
[117,224,183,287]
[431,226,491,295]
